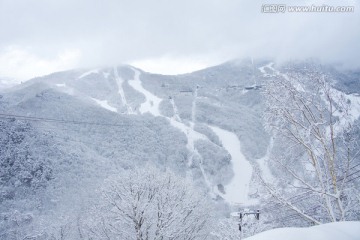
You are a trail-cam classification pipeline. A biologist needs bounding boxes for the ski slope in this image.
[128,68,162,116]
[210,126,253,204]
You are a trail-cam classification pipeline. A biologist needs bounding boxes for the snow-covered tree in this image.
[96,167,213,240]
[261,66,360,224]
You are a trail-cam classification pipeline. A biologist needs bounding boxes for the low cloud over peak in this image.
[0,0,359,80]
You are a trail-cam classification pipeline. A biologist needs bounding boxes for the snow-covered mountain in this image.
[1,59,359,238]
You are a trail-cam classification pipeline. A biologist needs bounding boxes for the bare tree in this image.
[261,65,360,224]
[100,166,213,240]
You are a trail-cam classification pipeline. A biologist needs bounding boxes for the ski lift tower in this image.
[231,202,260,239]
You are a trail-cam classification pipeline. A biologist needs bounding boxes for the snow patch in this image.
[55,84,75,95]
[91,98,118,112]
[210,126,253,205]
[103,72,110,79]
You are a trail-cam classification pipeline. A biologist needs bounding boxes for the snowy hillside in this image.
[246,221,360,240]
[0,59,359,239]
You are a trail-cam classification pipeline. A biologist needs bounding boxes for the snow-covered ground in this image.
[210,126,253,205]
[128,68,162,116]
[54,82,75,95]
[55,83,66,87]
[102,71,110,79]
[245,221,360,240]
[91,98,117,112]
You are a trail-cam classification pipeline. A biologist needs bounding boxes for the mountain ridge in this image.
[1,58,359,238]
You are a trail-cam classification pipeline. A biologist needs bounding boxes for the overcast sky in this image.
[0,0,359,80]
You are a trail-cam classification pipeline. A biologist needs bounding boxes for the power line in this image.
[0,113,142,127]
[0,112,173,131]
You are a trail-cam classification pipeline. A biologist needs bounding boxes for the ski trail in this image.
[171,88,208,179]
[210,126,253,205]
[188,86,212,190]
[170,97,182,122]
[190,86,198,129]
[258,63,274,78]
[170,85,211,189]
[55,83,66,87]
[195,148,212,190]
[266,63,305,92]
[251,57,257,85]
[78,69,99,79]
[91,98,118,113]
[114,66,133,114]
[128,68,162,116]
[257,138,275,183]
[168,117,207,167]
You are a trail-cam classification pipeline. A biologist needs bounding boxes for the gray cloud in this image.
[0,0,359,79]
